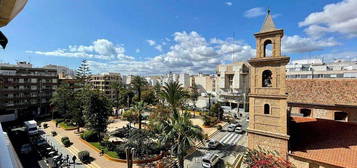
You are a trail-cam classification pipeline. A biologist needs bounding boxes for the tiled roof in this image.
[290,117,357,168]
[286,79,357,106]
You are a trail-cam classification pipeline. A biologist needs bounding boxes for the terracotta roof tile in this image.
[290,117,357,168]
[286,79,357,106]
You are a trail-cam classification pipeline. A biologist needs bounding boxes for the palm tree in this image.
[133,101,146,130]
[131,76,148,102]
[110,81,123,117]
[158,81,203,168]
[159,111,204,168]
[154,82,163,104]
[161,81,188,112]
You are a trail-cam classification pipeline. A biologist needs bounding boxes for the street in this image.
[185,111,249,168]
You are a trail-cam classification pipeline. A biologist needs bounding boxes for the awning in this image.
[0,0,28,27]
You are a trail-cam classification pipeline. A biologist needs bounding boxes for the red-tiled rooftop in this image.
[286,79,357,106]
[290,117,357,168]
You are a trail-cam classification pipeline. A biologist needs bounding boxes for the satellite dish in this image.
[0,0,28,27]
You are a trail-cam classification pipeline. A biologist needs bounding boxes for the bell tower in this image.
[247,10,290,159]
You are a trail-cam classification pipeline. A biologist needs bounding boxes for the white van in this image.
[24,120,38,135]
[202,153,220,168]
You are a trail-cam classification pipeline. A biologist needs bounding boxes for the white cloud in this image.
[27,39,133,60]
[84,31,255,75]
[155,45,163,52]
[299,0,357,38]
[318,51,357,62]
[29,31,344,75]
[225,2,233,6]
[146,40,156,46]
[135,49,140,53]
[282,35,340,53]
[244,7,265,18]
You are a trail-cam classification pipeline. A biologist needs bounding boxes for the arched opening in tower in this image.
[262,70,272,87]
[263,39,273,57]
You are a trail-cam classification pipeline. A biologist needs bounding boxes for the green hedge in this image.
[80,130,98,142]
[78,150,90,163]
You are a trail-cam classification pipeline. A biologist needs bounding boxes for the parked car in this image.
[20,143,32,154]
[235,125,243,134]
[246,116,249,122]
[207,139,220,149]
[202,153,220,168]
[227,124,236,132]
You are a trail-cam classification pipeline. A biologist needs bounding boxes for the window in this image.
[300,109,311,117]
[262,70,272,87]
[263,40,273,57]
[334,112,348,121]
[264,104,270,114]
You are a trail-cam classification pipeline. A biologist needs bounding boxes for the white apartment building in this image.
[286,59,357,78]
[156,72,191,88]
[145,76,160,86]
[216,62,250,110]
[178,73,190,88]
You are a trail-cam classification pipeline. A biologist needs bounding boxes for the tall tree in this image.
[161,81,188,113]
[133,101,146,130]
[83,90,111,139]
[156,81,201,168]
[154,82,162,104]
[131,76,148,102]
[159,111,204,168]
[110,81,123,117]
[50,84,72,119]
[190,83,200,110]
[75,60,92,85]
[141,88,156,105]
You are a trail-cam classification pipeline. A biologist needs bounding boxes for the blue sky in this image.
[1,0,357,75]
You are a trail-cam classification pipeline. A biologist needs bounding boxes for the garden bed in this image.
[89,142,119,158]
[79,138,164,164]
[59,122,78,130]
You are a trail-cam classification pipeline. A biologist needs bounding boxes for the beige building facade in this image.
[89,73,121,99]
[247,11,290,159]
[216,62,249,109]
[193,73,216,94]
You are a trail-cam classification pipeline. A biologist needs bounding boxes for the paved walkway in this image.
[43,121,140,168]
[190,117,227,137]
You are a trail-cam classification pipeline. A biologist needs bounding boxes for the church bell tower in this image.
[247,10,290,159]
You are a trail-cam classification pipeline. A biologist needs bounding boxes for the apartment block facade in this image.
[89,73,121,99]
[192,73,216,94]
[215,62,250,109]
[286,59,357,79]
[0,62,58,122]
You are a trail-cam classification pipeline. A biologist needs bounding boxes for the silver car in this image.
[202,153,220,168]
[207,139,220,149]
[227,124,236,132]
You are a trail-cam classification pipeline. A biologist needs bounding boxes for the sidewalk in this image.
[43,121,137,168]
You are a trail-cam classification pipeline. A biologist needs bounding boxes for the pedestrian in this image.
[100,149,104,156]
[55,121,58,128]
[66,155,69,163]
[72,155,76,164]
